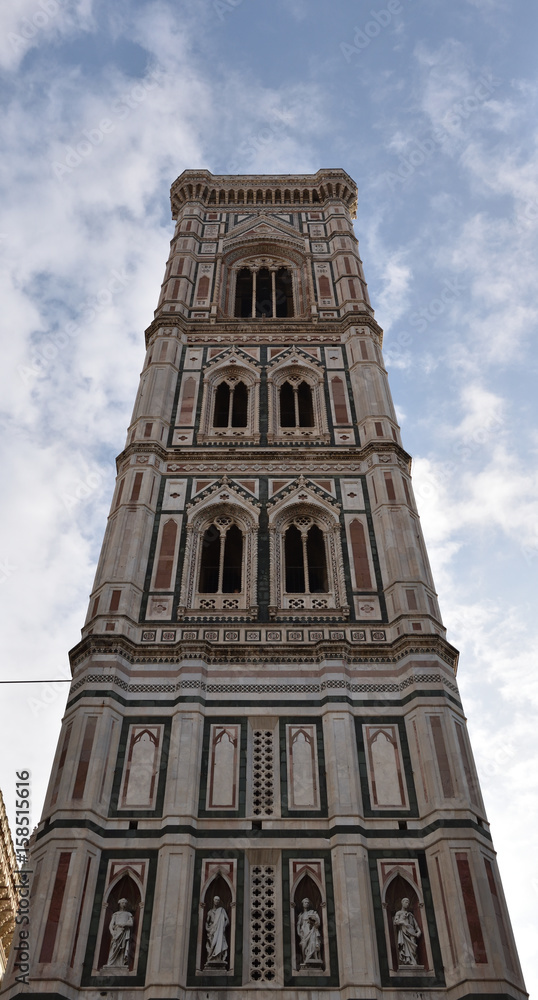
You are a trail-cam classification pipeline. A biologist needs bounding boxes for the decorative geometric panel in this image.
[252,729,275,817]
[377,858,433,975]
[249,865,276,982]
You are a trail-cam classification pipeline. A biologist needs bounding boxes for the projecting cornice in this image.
[143,312,383,348]
[170,168,358,218]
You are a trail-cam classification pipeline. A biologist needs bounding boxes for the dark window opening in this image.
[285,523,328,594]
[234,268,252,317]
[279,380,314,428]
[198,528,221,592]
[285,525,305,593]
[213,381,248,428]
[275,268,294,317]
[306,524,328,592]
[222,524,243,592]
[234,266,294,317]
[198,523,243,594]
[280,381,296,427]
[213,382,230,427]
[231,381,248,426]
[297,380,314,426]
[256,267,272,317]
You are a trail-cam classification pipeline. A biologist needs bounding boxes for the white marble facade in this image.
[1,170,526,1000]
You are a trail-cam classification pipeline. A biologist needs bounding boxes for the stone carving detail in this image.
[393,897,422,967]
[96,861,146,974]
[249,865,276,982]
[196,860,236,976]
[252,730,274,816]
[378,860,430,973]
[289,859,327,974]
[205,896,229,968]
[297,898,322,967]
[267,478,348,618]
[177,478,260,619]
[106,899,133,967]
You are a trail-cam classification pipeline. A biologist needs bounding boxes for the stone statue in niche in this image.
[106,898,134,967]
[205,895,229,967]
[393,897,421,966]
[297,897,322,967]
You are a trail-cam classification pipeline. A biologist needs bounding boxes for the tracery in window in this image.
[279,380,314,428]
[284,521,328,594]
[268,352,329,443]
[213,380,248,428]
[233,266,294,318]
[178,481,259,619]
[197,352,260,444]
[198,520,243,594]
[267,482,349,617]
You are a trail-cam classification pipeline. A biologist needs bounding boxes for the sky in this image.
[0,0,537,991]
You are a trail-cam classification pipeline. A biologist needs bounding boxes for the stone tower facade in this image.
[2,169,526,1000]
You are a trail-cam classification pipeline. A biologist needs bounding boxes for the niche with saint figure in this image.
[98,874,141,973]
[200,875,232,972]
[384,875,427,971]
[292,873,324,971]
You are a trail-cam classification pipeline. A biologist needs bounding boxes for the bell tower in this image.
[2,169,527,1000]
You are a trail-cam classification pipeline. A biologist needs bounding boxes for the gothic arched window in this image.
[213,380,248,428]
[279,380,314,427]
[198,357,260,444]
[178,494,259,618]
[284,520,328,594]
[198,520,243,594]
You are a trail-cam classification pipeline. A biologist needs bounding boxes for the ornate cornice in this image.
[68,630,459,673]
[144,312,383,348]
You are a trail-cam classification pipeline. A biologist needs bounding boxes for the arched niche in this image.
[201,874,233,971]
[98,873,142,972]
[292,872,324,970]
[383,873,428,971]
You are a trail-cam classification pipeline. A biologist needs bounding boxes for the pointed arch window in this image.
[285,520,328,594]
[280,380,314,427]
[198,520,243,594]
[213,380,248,428]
